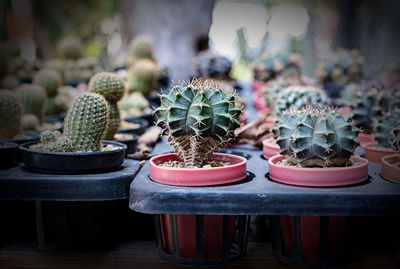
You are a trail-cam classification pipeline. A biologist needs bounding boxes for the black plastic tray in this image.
[0,159,141,201]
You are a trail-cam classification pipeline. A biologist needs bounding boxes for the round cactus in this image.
[40,130,62,143]
[275,106,359,167]
[14,84,47,123]
[21,114,39,130]
[33,69,62,97]
[390,121,400,152]
[0,90,22,139]
[63,92,109,151]
[126,35,154,65]
[57,36,84,60]
[263,79,292,108]
[155,79,242,168]
[127,59,160,95]
[373,109,400,149]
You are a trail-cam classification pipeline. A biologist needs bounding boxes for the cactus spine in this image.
[0,90,22,139]
[275,106,359,167]
[14,84,47,124]
[155,79,242,168]
[88,72,125,139]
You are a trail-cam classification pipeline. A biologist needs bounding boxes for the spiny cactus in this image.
[390,121,400,152]
[126,35,154,65]
[373,109,400,149]
[14,84,47,123]
[275,106,359,167]
[155,79,242,168]
[88,72,125,139]
[57,36,84,60]
[21,114,39,130]
[263,79,292,108]
[127,59,160,95]
[31,130,73,152]
[0,90,22,139]
[274,86,329,115]
[33,69,62,97]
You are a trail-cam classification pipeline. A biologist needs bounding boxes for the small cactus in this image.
[14,84,47,123]
[275,106,359,167]
[0,90,22,139]
[57,36,84,60]
[88,72,125,139]
[155,79,242,168]
[33,69,62,97]
[373,109,400,149]
[126,35,154,65]
[390,121,400,152]
[127,59,160,95]
[21,114,39,130]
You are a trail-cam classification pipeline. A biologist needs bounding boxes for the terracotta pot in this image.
[150,153,247,186]
[363,141,397,164]
[381,154,400,183]
[358,133,375,145]
[262,138,280,160]
[268,155,368,187]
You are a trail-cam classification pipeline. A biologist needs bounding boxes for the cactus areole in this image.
[155,79,242,168]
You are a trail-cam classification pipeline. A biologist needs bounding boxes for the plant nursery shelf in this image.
[130,141,400,216]
[0,159,141,201]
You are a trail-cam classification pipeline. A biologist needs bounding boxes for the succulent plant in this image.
[155,79,242,168]
[0,90,22,139]
[275,106,359,167]
[274,86,329,115]
[88,72,125,139]
[14,84,47,123]
[21,114,39,130]
[127,59,160,95]
[33,69,62,97]
[390,121,400,152]
[263,79,292,108]
[253,52,301,82]
[373,109,400,149]
[126,35,154,65]
[1,74,19,89]
[195,50,232,80]
[57,36,84,60]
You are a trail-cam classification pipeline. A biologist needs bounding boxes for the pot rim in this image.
[381,153,400,167]
[19,140,127,156]
[363,141,397,153]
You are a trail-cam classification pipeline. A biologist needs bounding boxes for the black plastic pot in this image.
[0,142,19,170]
[119,118,149,136]
[114,133,138,155]
[45,113,66,124]
[1,130,40,145]
[19,140,127,174]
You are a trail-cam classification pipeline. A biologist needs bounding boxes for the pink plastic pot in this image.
[262,138,280,160]
[358,133,375,145]
[363,141,397,164]
[150,153,247,186]
[253,95,267,110]
[257,107,271,119]
[252,81,268,92]
[337,106,352,115]
[268,155,368,187]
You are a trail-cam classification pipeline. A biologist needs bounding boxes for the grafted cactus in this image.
[57,36,84,60]
[127,59,160,95]
[374,109,400,149]
[88,72,125,139]
[274,86,329,115]
[275,106,359,167]
[155,79,242,168]
[14,84,47,123]
[0,90,22,139]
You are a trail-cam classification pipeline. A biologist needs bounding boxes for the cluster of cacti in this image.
[57,36,84,60]
[315,49,364,87]
[88,72,125,140]
[274,86,329,115]
[126,35,154,66]
[33,69,62,115]
[253,52,301,82]
[127,59,160,95]
[155,79,242,168]
[32,92,108,152]
[0,90,22,139]
[373,109,400,149]
[195,50,232,80]
[14,84,47,124]
[275,106,359,167]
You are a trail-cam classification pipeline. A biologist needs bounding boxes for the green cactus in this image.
[0,90,22,139]
[31,130,73,152]
[127,59,160,95]
[63,92,109,151]
[275,106,359,167]
[40,130,62,143]
[21,114,39,130]
[14,84,47,123]
[88,72,125,139]
[373,109,400,149]
[126,35,153,65]
[33,69,62,97]
[57,36,84,60]
[274,86,329,115]
[390,121,400,152]
[155,79,242,168]
[263,79,291,108]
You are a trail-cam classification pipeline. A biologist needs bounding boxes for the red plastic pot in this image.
[268,155,368,187]
[252,81,268,92]
[253,95,267,110]
[358,133,375,145]
[262,138,280,160]
[363,141,397,164]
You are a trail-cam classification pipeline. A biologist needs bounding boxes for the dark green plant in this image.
[374,109,400,149]
[14,84,47,124]
[0,90,22,139]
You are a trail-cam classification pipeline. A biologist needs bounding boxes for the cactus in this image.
[263,79,292,108]
[373,109,400,149]
[195,50,232,80]
[275,106,359,167]
[155,79,242,168]
[1,75,19,89]
[31,130,73,152]
[57,36,84,60]
[126,35,154,65]
[14,84,47,123]
[274,86,329,115]
[0,90,22,139]
[88,72,125,139]
[390,121,400,152]
[33,69,62,97]
[21,114,39,130]
[127,59,160,95]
